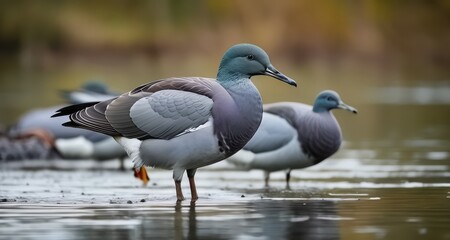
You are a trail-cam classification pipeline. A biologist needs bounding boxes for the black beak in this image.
[264,65,297,87]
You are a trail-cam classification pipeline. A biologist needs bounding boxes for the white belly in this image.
[139,125,226,170]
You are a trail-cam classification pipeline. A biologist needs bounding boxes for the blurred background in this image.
[0,0,449,142]
[1,2,450,239]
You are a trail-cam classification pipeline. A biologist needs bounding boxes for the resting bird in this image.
[12,83,149,183]
[227,90,357,187]
[61,80,118,104]
[13,81,119,142]
[52,43,297,201]
[13,106,108,142]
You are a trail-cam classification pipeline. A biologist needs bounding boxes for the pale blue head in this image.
[312,90,358,114]
[217,43,297,87]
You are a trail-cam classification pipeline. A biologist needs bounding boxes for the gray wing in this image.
[264,102,342,162]
[128,90,213,139]
[104,77,216,140]
[58,77,218,140]
[243,112,296,153]
[263,102,311,126]
[243,102,310,153]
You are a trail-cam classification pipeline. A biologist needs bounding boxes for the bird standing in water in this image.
[227,90,357,187]
[53,44,297,201]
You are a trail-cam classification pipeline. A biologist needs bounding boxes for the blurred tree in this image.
[0,0,449,125]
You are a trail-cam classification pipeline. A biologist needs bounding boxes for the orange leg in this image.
[134,166,150,186]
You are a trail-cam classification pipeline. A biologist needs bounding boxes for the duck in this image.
[52,43,297,201]
[227,90,357,187]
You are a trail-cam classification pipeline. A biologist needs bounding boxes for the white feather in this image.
[55,136,94,158]
[175,119,213,137]
[114,136,143,170]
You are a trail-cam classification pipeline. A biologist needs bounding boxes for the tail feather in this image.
[62,121,81,128]
[52,99,120,136]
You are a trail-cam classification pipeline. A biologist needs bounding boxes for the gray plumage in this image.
[227,90,357,186]
[13,81,119,142]
[61,81,118,104]
[12,106,109,143]
[52,43,297,201]
[10,83,128,167]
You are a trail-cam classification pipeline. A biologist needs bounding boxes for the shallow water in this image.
[1,92,450,239]
[1,142,449,240]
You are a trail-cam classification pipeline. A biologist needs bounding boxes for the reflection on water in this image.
[141,200,339,239]
[1,189,449,240]
[0,200,340,240]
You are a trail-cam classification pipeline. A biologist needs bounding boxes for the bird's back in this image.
[265,102,342,163]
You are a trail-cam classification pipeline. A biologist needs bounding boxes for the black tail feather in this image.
[62,121,81,127]
[51,102,100,117]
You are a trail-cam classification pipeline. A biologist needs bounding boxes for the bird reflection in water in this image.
[140,200,338,239]
[174,201,197,240]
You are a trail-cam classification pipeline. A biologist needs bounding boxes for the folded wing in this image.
[54,77,217,140]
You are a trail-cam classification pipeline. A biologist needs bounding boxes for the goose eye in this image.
[327,97,333,101]
[247,54,255,60]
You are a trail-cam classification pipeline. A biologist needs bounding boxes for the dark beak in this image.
[264,65,297,87]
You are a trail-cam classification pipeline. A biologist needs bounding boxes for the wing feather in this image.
[55,77,219,140]
[243,112,296,153]
[129,90,213,139]
[66,99,120,136]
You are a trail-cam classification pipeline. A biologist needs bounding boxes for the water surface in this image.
[1,87,450,240]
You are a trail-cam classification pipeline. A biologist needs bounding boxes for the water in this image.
[1,80,450,239]
[1,132,449,240]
